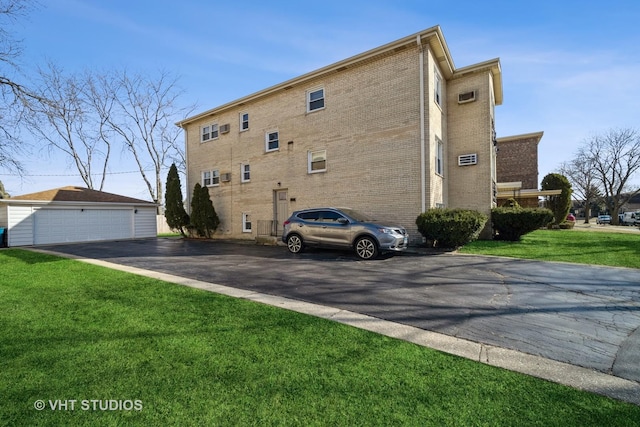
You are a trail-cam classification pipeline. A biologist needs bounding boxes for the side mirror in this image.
[338,217,349,225]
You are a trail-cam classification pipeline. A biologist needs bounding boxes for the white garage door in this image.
[34,208,133,245]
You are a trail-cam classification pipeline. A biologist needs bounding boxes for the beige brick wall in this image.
[186,47,427,241]
[446,74,496,206]
[185,41,500,243]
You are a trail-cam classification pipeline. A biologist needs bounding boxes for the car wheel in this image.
[286,234,304,254]
[355,236,378,260]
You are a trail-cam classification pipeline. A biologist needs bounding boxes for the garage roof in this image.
[7,186,156,205]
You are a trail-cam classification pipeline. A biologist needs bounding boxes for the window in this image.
[241,163,250,182]
[434,70,442,107]
[242,213,252,233]
[201,124,219,142]
[308,150,327,173]
[202,170,212,186]
[318,210,343,223]
[240,112,249,131]
[307,88,325,112]
[436,138,444,175]
[211,170,220,185]
[266,131,279,152]
[201,125,210,142]
[298,211,320,221]
[202,169,220,186]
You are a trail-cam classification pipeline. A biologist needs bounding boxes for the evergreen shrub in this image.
[416,208,488,248]
[492,207,554,241]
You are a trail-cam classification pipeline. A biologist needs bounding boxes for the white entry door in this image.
[274,190,288,237]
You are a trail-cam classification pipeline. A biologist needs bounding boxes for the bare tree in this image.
[558,152,601,223]
[25,63,111,189]
[582,128,640,224]
[103,69,190,210]
[0,0,40,175]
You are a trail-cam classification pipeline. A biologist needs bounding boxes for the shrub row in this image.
[416,207,555,247]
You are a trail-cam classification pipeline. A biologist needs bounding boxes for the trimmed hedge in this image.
[416,208,488,248]
[492,207,554,241]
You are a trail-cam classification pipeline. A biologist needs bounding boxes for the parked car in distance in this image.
[621,211,640,226]
[566,213,576,222]
[282,207,408,260]
[596,215,611,224]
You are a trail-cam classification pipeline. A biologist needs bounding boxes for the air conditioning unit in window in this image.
[221,172,231,182]
[458,153,478,166]
[220,124,230,134]
[458,90,476,104]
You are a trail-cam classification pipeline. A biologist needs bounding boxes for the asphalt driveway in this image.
[38,238,640,384]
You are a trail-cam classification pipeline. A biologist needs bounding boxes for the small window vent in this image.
[220,124,230,134]
[458,90,476,104]
[458,153,478,166]
[221,172,231,182]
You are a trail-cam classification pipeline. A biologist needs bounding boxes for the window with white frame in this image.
[202,169,220,186]
[202,170,212,186]
[241,163,250,182]
[201,125,210,142]
[307,88,325,112]
[240,112,249,131]
[242,213,252,232]
[265,131,279,152]
[308,149,327,173]
[436,138,444,175]
[434,70,442,107]
[201,124,219,142]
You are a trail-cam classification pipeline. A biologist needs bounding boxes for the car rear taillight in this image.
[283,220,290,227]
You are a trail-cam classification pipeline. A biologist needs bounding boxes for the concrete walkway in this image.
[31,247,640,406]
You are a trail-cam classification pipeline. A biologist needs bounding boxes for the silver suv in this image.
[282,207,408,260]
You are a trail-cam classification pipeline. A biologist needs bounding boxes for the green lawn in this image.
[460,229,640,269]
[1,249,639,426]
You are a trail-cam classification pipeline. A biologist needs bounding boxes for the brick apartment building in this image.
[179,25,526,243]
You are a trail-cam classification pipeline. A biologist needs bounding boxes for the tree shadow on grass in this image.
[0,248,66,265]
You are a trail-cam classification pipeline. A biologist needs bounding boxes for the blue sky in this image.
[3,0,640,199]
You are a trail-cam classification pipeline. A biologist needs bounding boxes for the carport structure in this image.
[0,186,157,247]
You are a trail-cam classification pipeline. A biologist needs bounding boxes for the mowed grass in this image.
[460,229,640,269]
[1,250,639,426]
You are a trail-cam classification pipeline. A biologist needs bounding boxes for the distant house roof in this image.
[6,186,156,205]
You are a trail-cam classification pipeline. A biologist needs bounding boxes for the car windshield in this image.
[340,208,375,222]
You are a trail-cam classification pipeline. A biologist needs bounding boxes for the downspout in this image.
[183,127,190,214]
[417,35,426,213]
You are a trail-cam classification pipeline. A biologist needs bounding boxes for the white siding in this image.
[8,206,35,246]
[134,207,157,238]
[34,208,133,245]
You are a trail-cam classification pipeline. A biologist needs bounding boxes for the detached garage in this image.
[0,186,157,247]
